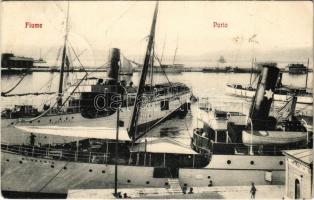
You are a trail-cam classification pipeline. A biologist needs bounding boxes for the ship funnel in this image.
[249,63,279,130]
[107,48,120,81]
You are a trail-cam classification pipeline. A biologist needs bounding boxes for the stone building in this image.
[283,149,312,199]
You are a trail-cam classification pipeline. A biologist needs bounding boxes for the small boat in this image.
[218,56,226,63]
[242,130,308,145]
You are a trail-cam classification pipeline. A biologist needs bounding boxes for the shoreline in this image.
[1,67,312,74]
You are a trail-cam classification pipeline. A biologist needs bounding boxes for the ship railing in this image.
[209,141,302,156]
[192,129,211,152]
[1,144,209,168]
[198,98,248,115]
[143,88,190,99]
[190,129,303,156]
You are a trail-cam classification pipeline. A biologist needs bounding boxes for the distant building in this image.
[282,149,313,199]
[287,64,307,75]
[1,53,34,68]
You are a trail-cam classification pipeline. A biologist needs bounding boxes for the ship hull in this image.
[2,92,190,145]
[1,151,285,195]
[225,84,312,104]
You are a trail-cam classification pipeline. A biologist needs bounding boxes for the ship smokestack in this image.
[249,63,279,130]
[107,48,120,81]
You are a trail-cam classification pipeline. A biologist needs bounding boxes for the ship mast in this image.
[249,57,254,87]
[57,1,70,107]
[172,34,178,66]
[128,2,159,141]
[305,58,309,91]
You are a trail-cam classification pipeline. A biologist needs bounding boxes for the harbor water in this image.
[1,71,313,147]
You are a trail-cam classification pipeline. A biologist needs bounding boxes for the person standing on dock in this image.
[250,182,257,199]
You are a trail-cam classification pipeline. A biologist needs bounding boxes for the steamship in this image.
[226,80,312,105]
[1,3,199,195]
[1,64,311,196]
[1,8,191,146]
[192,63,312,186]
[1,4,311,197]
[226,62,312,105]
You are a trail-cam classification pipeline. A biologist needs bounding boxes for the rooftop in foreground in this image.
[282,149,313,166]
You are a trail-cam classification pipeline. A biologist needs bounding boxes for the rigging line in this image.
[4,92,56,97]
[68,41,85,70]
[15,71,89,123]
[61,72,89,107]
[153,53,172,86]
[160,34,167,63]
[151,52,191,134]
[37,72,59,92]
[104,2,137,35]
[121,35,149,53]
[38,161,70,193]
[1,74,27,96]
[163,137,191,148]
[172,34,179,66]
[71,49,87,65]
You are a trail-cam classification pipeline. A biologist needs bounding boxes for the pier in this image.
[68,185,284,199]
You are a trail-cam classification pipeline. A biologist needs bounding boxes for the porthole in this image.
[64,167,67,170]
[6,159,9,162]
[37,120,40,123]
[49,119,52,122]
[165,182,169,186]
[72,117,74,119]
[59,118,62,121]
[29,121,32,124]
[51,165,54,168]
[146,181,150,185]
[66,117,68,120]
[89,169,92,172]
[127,180,131,183]
[102,170,106,174]
[279,161,283,165]
[207,176,211,179]
[250,161,254,165]
[10,122,14,125]
[184,183,187,186]
[19,161,23,164]
[227,160,231,164]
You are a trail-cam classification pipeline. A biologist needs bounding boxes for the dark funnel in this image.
[249,63,279,130]
[107,48,120,80]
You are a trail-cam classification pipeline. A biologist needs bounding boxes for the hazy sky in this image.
[1,1,313,66]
